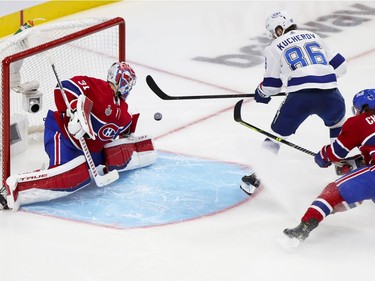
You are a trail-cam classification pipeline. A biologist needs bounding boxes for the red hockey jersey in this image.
[326,112,375,165]
[53,76,133,152]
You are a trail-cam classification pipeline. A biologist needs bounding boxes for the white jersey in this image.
[262,29,347,96]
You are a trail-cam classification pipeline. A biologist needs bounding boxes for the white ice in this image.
[1,1,375,281]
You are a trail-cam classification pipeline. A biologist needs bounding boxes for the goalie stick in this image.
[233,99,316,156]
[146,75,286,100]
[49,58,119,187]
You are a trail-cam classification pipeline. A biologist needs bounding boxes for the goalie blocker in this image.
[4,135,157,211]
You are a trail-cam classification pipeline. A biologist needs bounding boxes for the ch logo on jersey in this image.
[98,123,123,141]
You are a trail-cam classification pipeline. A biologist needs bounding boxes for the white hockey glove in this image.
[67,95,95,140]
[67,110,88,139]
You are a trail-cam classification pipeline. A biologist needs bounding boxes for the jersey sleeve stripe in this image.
[61,80,84,96]
[263,77,283,87]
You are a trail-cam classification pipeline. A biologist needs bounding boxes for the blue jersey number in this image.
[285,42,327,71]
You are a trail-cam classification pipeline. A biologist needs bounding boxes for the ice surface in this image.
[22,152,250,229]
[1,1,375,281]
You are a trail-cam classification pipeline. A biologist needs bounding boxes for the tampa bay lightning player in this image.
[241,10,347,196]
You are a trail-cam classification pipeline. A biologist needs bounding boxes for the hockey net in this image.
[0,17,125,184]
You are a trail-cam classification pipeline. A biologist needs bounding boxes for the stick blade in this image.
[146,75,172,100]
[94,170,119,187]
[233,99,244,122]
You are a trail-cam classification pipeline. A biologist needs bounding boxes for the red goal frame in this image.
[1,17,126,184]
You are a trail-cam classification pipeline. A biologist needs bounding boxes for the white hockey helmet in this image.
[107,62,137,99]
[265,10,295,39]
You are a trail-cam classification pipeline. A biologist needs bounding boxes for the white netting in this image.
[0,17,124,182]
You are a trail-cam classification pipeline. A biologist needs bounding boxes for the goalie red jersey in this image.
[2,62,157,211]
[54,75,133,153]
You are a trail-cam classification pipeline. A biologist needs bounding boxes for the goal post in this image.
[0,17,126,184]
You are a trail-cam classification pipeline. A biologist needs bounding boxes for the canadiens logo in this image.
[105,105,112,116]
[98,123,123,141]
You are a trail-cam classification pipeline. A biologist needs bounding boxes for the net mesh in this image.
[0,17,124,182]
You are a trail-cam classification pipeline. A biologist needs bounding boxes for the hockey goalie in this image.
[0,61,157,211]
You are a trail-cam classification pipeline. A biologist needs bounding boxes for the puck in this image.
[154,112,162,121]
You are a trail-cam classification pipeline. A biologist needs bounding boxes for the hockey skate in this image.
[261,138,280,154]
[240,172,261,196]
[283,219,319,241]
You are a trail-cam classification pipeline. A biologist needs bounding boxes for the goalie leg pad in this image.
[5,155,90,210]
[104,140,136,171]
[104,135,157,172]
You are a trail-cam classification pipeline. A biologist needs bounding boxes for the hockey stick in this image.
[234,99,316,156]
[146,75,286,100]
[49,58,119,187]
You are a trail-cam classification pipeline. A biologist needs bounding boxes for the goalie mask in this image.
[107,62,137,99]
[265,10,295,39]
[352,89,375,115]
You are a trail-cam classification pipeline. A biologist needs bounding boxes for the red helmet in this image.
[107,62,136,98]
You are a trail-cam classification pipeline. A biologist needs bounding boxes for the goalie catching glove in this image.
[67,95,95,140]
[68,110,87,139]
